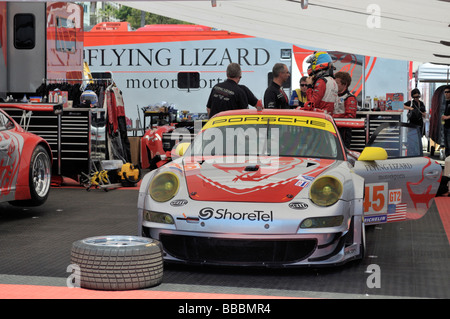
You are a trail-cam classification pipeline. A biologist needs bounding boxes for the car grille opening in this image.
[159,234,317,265]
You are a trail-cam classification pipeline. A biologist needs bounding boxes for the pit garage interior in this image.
[1,0,450,300]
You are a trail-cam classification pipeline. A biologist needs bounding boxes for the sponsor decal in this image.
[387,203,407,222]
[86,47,270,68]
[363,182,388,216]
[364,185,406,224]
[295,174,315,188]
[288,202,308,210]
[363,163,413,172]
[364,215,387,224]
[198,207,273,222]
[378,174,405,181]
[203,115,336,133]
[388,189,402,204]
[170,199,188,207]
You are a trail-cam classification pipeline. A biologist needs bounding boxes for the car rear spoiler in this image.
[0,102,63,113]
[0,103,63,130]
[334,118,365,129]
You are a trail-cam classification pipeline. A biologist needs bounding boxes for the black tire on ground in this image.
[70,236,163,291]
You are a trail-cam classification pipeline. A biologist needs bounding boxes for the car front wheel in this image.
[28,145,52,206]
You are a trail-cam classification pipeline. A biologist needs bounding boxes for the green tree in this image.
[116,5,190,29]
[98,3,118,22]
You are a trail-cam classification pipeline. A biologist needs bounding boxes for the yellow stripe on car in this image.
[204,115,336,133]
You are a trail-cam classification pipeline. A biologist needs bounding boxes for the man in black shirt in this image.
[239,84,263,108]
[206,63,248,118]
[263,63,290,109]
[404,88,426,136]
[442,85,450,158]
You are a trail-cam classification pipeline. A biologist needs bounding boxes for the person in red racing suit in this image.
[333,71,357,119]
[333,71,358,149]
[302,52,338,115]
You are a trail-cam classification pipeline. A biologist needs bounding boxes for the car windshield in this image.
[0,112,15,131]
[187,123,343,159]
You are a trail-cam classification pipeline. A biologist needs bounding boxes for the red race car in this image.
[0,108,52,206]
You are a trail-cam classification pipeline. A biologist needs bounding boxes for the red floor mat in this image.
[435,197,450,244]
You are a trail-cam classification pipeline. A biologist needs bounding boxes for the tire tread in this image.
[70,237,163,290]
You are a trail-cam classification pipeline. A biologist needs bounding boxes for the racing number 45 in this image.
[363,183,388,215]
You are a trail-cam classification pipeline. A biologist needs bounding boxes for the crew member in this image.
[206,63,248,118]
[263,63,290,109]
[333,71,358,148]
[290,76,308,108]
[240,84,263,109]
[302,51,338,114]
[404,88,426,136]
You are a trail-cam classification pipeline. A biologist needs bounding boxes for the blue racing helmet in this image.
[80,90,98,107]
[308,51,332,73]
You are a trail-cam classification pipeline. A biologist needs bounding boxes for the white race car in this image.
[138,109,441,267]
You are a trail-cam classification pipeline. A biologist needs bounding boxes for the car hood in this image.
[182,156,338,202]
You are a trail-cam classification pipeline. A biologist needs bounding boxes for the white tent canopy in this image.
[417,63,450,82]
[120,0,450,64]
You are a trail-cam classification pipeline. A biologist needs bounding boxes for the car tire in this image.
[70,235,163,291]
[29,145,52,205]
[10,144,51,207]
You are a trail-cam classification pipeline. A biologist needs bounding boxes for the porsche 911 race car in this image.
[0,108,52,206]
[137,109,442,267]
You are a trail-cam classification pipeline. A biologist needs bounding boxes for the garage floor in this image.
[0,184,449,299]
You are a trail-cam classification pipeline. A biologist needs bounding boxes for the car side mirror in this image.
[174,142,191,157]
[357,147,388,161]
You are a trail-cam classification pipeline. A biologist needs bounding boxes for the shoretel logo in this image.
[198,207,273,222]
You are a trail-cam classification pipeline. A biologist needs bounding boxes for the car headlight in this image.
[309,175,343,207]
[143,210,175,224]
[300,216,344,228]
[149,172,180,202]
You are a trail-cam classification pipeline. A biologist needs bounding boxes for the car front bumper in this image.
[140,215,364,267]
